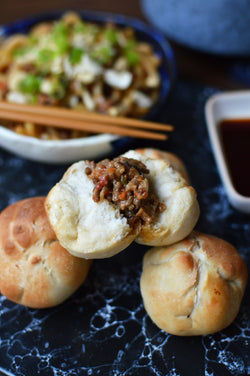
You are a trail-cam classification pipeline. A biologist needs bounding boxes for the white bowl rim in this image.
[0,125,118,147]
[0,125,120,164]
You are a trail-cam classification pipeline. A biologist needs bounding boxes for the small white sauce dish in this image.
[205,90,250,214]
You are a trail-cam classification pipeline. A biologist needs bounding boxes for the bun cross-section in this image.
[45,150,200,259]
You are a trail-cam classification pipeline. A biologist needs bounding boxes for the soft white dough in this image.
[46,161,136,259]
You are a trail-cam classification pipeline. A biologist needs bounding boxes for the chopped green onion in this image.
[52,22,70,54]
[37,49,55,63]
[69,48,84,65]
[91,45,114,64]
[19,74,42,94]
[73,21,86,33]
[12,46,30,57]
[56,36,70,54]
[105,28,118,45]
[51,77,68,100]
[124,48,139,66]
[28,34,39,46]
[122,39,140,66]
[52,22,69,37]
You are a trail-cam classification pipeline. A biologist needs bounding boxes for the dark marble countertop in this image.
[0,80,249,376]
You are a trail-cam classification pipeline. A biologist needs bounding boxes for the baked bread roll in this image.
[140,231,248,336]
[123,150,199,246]
[135,148,190,182]
[0,197,92,308]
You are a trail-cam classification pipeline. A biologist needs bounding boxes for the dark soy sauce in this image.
[219,118,250,197]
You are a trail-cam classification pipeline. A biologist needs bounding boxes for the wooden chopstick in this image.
[0,101,174,131]
[0,101,173,140]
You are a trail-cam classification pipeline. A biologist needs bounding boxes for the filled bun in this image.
[140,231,248,336]
[46,160,137,259]
[46,150,200,258]
[135,148,190,182]
[46,150,199,258]
[123,150,200,246]
[0,197,92,308]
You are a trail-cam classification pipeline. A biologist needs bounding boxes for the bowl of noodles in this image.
[0,10,175,163]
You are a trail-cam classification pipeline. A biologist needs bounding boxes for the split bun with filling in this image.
[45,150,200,259]
[140,231,248,336]
[0,197,91,308]
[46,159,138,259]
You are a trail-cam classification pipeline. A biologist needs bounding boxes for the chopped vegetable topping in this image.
[19,74,42,94]
[37,49,55,63]
[73,21,86,34]
[69,47,84,64]
[105,28,118,45]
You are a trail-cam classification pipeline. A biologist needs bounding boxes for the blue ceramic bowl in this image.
[142,0,250,56]
[0,11,176,164]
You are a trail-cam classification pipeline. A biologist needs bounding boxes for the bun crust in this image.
[135,148,190,182]
[123,150,200,246]
[0,197,91,308]
[140,231,248,336]
[45,161,137,259]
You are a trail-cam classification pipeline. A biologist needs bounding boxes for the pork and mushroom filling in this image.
[85,156,165,228]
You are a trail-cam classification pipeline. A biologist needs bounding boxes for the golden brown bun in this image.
[140,231,248,336]
[0,197,92,308]
[123,150,200,246]
[45,161,137,259]
[135,148,190,183]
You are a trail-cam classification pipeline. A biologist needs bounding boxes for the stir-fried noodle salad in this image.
[0,12,161,139]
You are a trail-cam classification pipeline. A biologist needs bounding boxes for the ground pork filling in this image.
[85,156,165,228]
